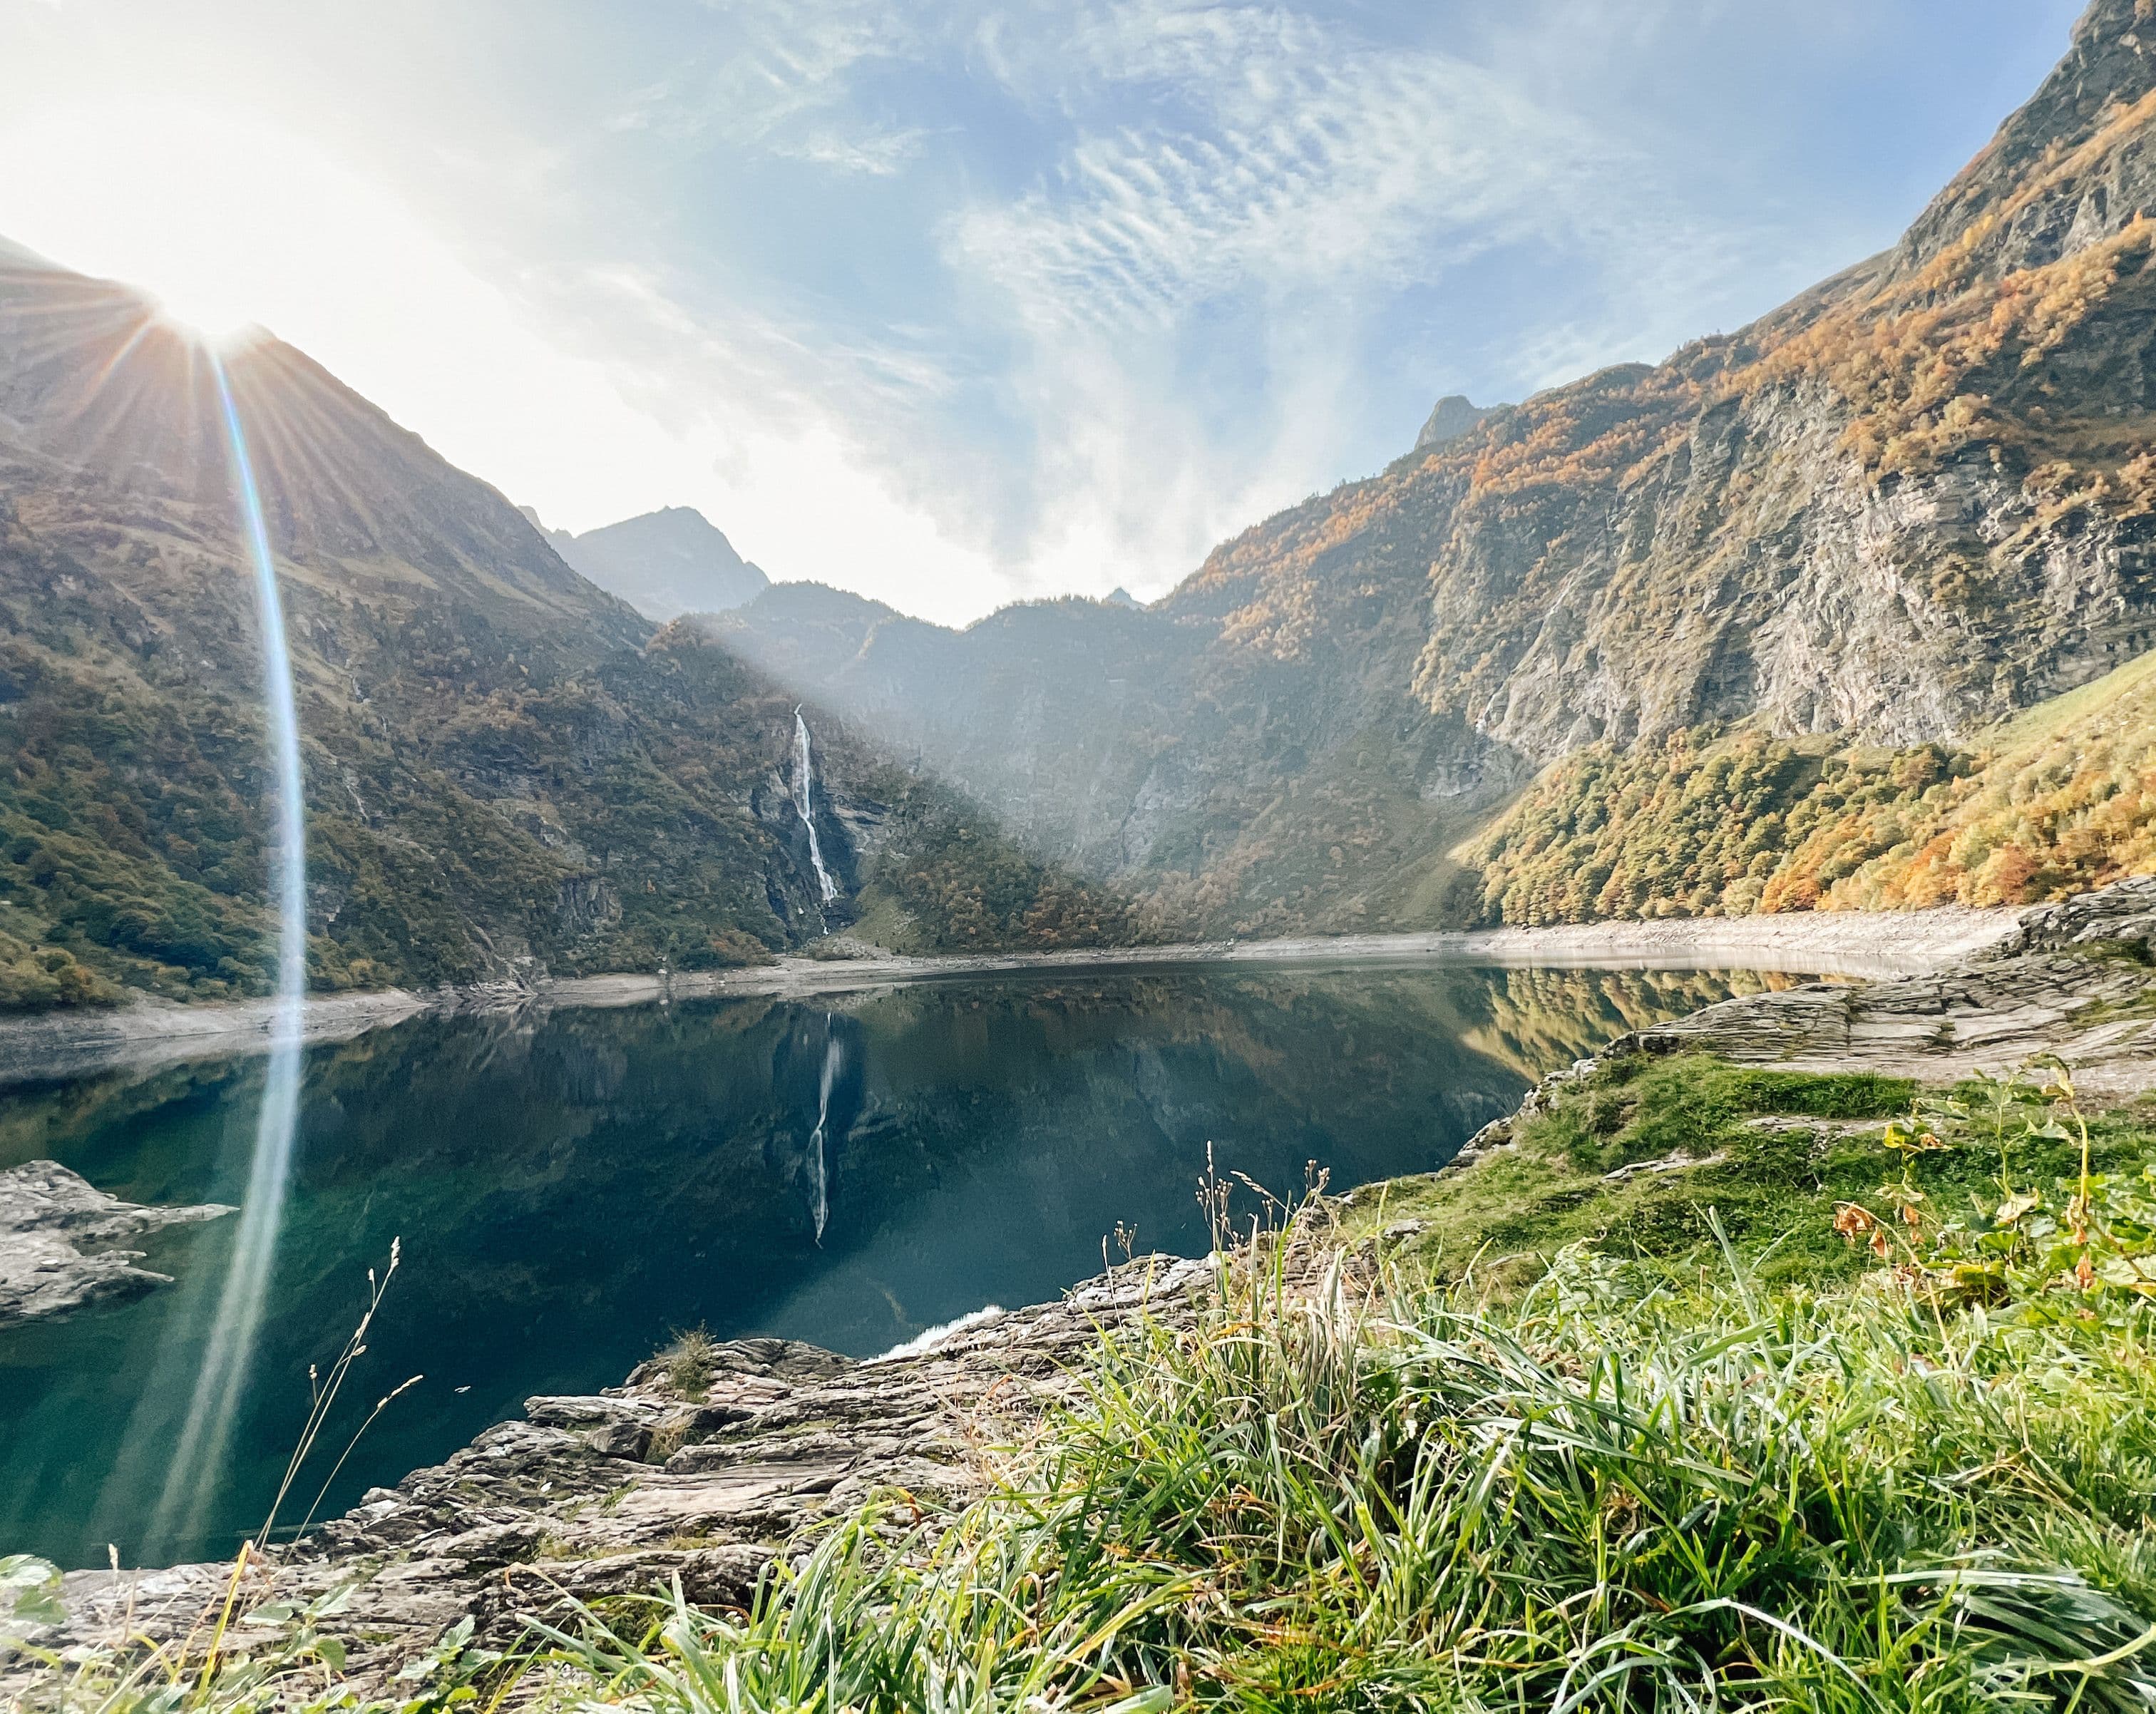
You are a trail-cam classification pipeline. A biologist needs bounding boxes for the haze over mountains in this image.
[0,0,2151,1009]
[524,506,769,622]
[0,256,1132,1008]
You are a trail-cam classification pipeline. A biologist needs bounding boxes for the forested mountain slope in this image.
[0,260,1132,1009]
[723,0,2156,934]
[1466,642,2156,926]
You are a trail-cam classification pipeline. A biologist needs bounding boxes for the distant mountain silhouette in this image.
[527,505,769,621]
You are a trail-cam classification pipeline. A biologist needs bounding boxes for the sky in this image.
[0,0,2086,625]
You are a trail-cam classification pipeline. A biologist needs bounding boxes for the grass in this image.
[659,1326,719,1400]
[515,1062,2156,1710]
[1342,1054,2156,1290]
[531,1212,2156,1711]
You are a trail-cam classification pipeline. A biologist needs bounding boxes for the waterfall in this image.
[793,708,839,906]
[807,1017,840,1244]
[150,353,309,1549]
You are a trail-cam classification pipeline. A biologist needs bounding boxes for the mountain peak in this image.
[538,505,769,621]
[0,252,635,648]
[1894,0,2156,280]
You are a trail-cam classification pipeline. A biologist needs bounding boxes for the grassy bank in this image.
[520,1064,2156,1713]
[14,1061,2156,1711]
[1341,1052,2156,1291]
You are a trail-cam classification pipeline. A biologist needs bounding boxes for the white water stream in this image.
[793,708,839,907]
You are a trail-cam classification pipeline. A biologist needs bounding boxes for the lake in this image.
[0,962,1770,1569]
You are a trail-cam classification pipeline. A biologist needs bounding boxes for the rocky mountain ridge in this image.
[718,0,2156,936]
[526,505,769,622]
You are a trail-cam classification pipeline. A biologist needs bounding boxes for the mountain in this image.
[0,254,1136,1010]
[529,506,769,621]
[713,563,1509,938]
[722,0,2156,934]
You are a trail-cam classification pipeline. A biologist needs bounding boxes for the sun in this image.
[0,103,302,346]
[145,287,262,349]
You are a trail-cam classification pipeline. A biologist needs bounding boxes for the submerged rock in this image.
[0,1161,233,1330]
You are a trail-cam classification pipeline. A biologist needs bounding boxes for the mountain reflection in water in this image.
[0,963,1779,1567]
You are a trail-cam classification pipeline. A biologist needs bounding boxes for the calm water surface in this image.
[0,963,1768,1568]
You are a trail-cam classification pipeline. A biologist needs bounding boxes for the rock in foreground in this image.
[6,1258,1211,1698]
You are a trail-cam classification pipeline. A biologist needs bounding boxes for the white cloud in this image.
[928,0,1740,600]
[778,125,933,176]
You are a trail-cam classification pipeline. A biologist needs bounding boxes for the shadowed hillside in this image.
[0,261,1135,1009]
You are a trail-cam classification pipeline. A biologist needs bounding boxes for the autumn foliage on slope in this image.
[1464,647,2156,926]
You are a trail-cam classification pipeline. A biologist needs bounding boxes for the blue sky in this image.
[0,0,2085,621]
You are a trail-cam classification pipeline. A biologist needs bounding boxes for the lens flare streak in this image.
[150,353,309,1550]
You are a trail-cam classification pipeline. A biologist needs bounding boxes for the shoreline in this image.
[9,883,2145,1680]
[0,906,2020,1089]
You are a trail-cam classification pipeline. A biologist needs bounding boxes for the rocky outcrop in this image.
[0,1161,232,1329]
[1996,873,2156,958]
[1447,882,2156,1141]
[1614,877,2156,1096]
[1892,0,2156,284]
[1619,954,2156,1100]
[4,1258,1211,1697]
[1415,395,1498,450]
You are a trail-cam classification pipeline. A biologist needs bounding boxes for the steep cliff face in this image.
[1194,0,2156,766]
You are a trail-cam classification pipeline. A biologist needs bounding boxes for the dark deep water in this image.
[0,963,1768,1569]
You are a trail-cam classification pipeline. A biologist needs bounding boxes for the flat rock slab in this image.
[6,1256,1215,1698]
[0,1159,233,1330]
[1626,957,2156,1097]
